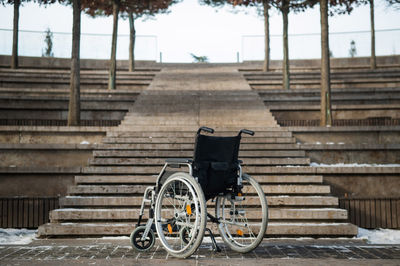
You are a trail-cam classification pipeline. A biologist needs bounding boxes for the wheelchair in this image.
[130,127,268,258]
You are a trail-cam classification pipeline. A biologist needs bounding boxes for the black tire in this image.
[130,226,155,252]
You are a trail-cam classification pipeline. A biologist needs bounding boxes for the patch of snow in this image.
[268,222,347,226]
[310,163,400,167]
[80,140,90,144]
[338,142,345,145]
[0,228,37,245]
[326,142,335,145]
[315,142,321,145]
[101,236,130,240]
[357,228,400,244]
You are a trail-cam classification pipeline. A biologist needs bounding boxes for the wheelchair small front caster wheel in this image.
[130,226,155,252]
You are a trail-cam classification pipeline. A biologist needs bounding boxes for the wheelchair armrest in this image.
[165,158,193,164]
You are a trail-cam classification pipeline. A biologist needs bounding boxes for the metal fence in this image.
[0,197,59,229]
[0,29,158,61]
[242,29,400,61]
[339,198,400,229]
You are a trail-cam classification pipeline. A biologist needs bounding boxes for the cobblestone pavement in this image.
[1,239,400,265]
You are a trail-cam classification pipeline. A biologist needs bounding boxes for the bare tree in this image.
[319,0,358,126]
[0,0,29,69]
[319,0,332,126]
[68,0,81,126]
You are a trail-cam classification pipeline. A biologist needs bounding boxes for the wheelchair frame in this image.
[131,127,268,258]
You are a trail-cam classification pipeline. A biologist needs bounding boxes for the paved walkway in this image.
[1,238,399,265]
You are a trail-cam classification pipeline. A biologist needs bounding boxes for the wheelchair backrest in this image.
[193,134,241,163]
[192,133,241,199]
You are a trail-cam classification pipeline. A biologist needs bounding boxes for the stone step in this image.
[261,95,400,102]
[87,157,310,166]
[107,128,292,137]
[95,143,301,150]
[68,184,330,195]
[106,131,292,138]
[114,126,284,132]
[82,164,313,174]
[60,195,337,207]
[37,222,358,237]
[245,74,400,80]
[0,76,152,84]
[101,137,296,144]
[74,174,323,184]
[49,208,348,221]
[0,68,157,75]
[250,82,400,90]
[92,150,306,158]
[248,78,400,85]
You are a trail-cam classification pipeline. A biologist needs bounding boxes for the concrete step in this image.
[67,184,330,195]
[251,82,400,90]
[106,131,292,138]
[0,76,152,85]
[114,126,284,132]
[102,137,296,144]
[92,150,306,158]
[261,95,400,103]
[0,87,142,95]
[0,68,157,76]
[60,195,337,207]
[74,174,323,184]
[95,143,301,150]
[49,208,348,221]
[82,164,314,174]
[88,157,310,166]
[37,222,358,237]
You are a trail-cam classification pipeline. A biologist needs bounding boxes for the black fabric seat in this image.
[192,133,241,200]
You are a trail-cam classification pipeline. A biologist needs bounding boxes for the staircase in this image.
[38,65,357,238]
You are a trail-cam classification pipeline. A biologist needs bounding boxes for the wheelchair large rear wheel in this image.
[154,172,207,258]
[215,174,268,253]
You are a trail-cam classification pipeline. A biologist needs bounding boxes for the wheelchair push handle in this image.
[239,129,255,136]
[197,126,214,134]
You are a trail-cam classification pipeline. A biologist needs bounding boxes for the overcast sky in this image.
[0,0,399,62]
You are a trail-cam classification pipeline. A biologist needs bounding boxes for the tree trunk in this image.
[128,12,136,72]
[282,0,290,90]
[320,0,332,126]
[68,0,81,126]
[370,0,376,69]
[11,0,20,69]
[263,0,270,72]
[108,0,120,90]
